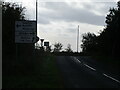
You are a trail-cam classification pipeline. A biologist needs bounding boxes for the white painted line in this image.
[73,57,81,63]
[103,73,120,84]
[84,64,96,71]
[76,58,81,63]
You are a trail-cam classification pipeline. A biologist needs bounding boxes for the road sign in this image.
[15,21,37,43]
[44,42,49,46]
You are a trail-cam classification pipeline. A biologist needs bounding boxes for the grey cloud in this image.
[66,27,77,33]
[67,28,76,33]
[58,7,105,26]
[38,2,116,26]
[38,16,50,24]
[41,2,67,10]
[38,2,104,26]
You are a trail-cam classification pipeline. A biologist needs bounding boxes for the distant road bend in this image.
[56,56,120,88]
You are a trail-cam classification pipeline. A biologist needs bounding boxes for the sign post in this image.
[44,42,49,46]
[15,20,37,66]
[44,42,50,52]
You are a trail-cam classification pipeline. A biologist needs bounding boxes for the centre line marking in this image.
[103,73,120,83]
[84,64,96,71]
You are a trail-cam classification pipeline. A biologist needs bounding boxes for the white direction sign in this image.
[15,21,36,43]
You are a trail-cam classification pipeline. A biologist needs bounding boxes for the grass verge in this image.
[91,55,120,71]
[3,54,64,88]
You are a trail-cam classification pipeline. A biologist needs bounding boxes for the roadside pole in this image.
[33,0,38,63]
[15,0,38,70]
[77,25,79,53]
[16,43,18,62]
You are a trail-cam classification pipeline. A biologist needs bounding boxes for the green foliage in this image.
[2,2,26,75]
[46,46,52,52]
[65,44,73,52]
[2,2,25,57]
[35,42,41,49]
[53,42,63,52]
[99,1,120,56]
[81,1,120,57]
[3,55,64,88]
[81,32,98,54]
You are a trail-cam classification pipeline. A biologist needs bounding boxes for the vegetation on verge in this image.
[2,2,64,88]
[2,1,120,88]
[81,1,120,59]
[3,53,64,88]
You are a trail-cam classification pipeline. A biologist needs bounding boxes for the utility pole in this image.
[36,0,38,35]
[77,25,79,53]
[33,0,38,58]
[34,0,38,49]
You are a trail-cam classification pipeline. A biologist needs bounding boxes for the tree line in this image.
[81,1,120,59]
[2,1,120,58]
[2,2,73,56]
[36,42,73,53]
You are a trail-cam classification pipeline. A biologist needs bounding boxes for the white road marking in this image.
[103,73,120,83]
[73,57,81,63]
[84,64,96,71]
[70,56,120,84]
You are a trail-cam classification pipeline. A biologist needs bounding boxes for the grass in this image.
[3,54,64,88]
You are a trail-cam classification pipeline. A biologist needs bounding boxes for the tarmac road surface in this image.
[56,56,120,88]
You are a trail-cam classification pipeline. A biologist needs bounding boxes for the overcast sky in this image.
[4,0,118,52]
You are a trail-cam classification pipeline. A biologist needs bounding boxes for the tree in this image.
[65,44,73,52]
[2,2,25,58]
[98,1,120,56]
[2,2,26,76]
[81,1,120,57]
[53,42,63,52]
[35,42,40,49]
[81,32,97,54]
[46,46,52,52]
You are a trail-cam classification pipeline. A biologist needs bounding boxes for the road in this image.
[56,56,120,88]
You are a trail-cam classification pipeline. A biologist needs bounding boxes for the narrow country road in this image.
[56,56,120,88]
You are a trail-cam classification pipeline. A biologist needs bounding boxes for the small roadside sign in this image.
[44,42,49,46]
[15,21,37,43]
